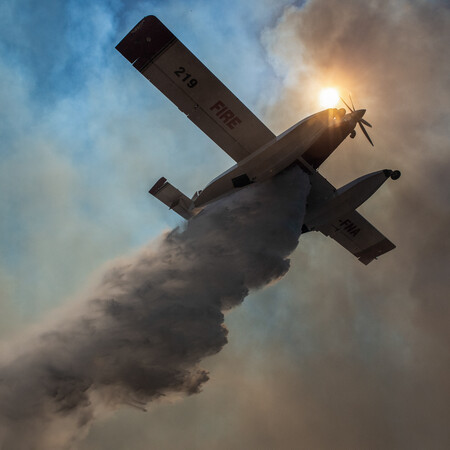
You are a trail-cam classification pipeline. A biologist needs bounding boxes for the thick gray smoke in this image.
[228,1,450,449]
[0,168,310,450]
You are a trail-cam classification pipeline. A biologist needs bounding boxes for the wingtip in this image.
[149,177,167,195]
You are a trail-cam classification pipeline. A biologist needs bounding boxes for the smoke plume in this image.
[0,168,310,450]
[226,1,450,449]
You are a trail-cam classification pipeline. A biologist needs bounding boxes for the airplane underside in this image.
[116,15,401,265]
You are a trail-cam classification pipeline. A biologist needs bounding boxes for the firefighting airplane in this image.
[116,16,401,265]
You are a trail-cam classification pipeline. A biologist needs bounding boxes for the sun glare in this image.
[319,88,340,108]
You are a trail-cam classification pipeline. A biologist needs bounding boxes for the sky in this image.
[1,0,449,449]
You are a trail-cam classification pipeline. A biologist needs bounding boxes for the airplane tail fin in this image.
[149,177,194,220]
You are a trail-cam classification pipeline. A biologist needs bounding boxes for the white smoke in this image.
[0,167,310,450]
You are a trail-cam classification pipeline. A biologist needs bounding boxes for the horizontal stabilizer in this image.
[149,177,194,220]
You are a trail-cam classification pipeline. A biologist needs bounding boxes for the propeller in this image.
[340,94,374,146]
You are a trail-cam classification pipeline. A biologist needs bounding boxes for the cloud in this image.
[1,0,449,449]
[238,1,450,448]
[0,0,294,326]
[80,1,450,448]
[0,168,310,449]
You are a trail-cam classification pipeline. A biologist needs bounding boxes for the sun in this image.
[319,87,340,108]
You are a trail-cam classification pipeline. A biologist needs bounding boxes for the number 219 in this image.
[174,66,198,88]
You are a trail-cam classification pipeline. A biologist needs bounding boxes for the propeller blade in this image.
[358,122,374,146]
[340,96,354,112]
[360,118,372,128]
[349,93,356,111]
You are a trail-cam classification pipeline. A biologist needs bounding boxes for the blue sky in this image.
[0,0,294,323]
[1,1,450,449]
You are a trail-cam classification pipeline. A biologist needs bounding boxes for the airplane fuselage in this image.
[117,15,400,264]
[193,108,360,207]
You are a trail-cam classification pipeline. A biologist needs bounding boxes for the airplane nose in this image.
[353,109,366,121]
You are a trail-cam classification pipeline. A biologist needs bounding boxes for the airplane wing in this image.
[116,16,275,162]
[303,169,396,265]
[316,210,396,265]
